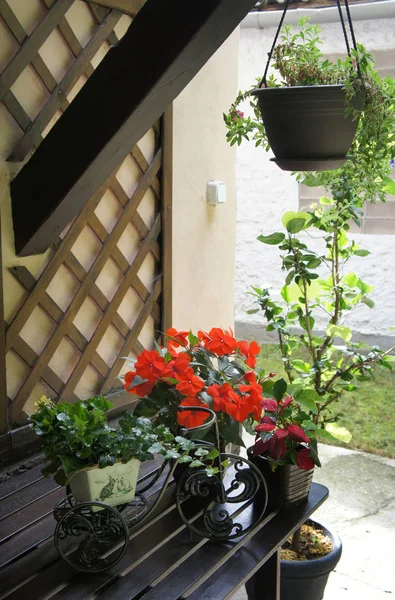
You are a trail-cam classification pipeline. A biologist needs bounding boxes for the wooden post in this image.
[161,105,173,336]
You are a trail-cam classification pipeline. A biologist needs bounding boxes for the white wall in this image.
[235,13,395,347]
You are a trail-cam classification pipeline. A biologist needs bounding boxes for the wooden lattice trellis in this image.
[0,0,172,430]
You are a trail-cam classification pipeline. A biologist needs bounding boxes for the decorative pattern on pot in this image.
[69,459,140,507]
[248,449,314,510]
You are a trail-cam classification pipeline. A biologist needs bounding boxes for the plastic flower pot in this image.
[246,520,342,600]
[69,458,140,507]
[251,85,366,171]
[247,448,314,511]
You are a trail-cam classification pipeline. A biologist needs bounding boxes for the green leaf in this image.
[383,175,395,195]
[319,196,333,205]
[257,232,286,245]
[325,423,352,443]
[362,297,375,309]
[294,389,319,414]
[273,378,287,401]
[354,249,371,257]
[343,272,358,287]
[190,459,205,468]
[286,218,306,234]
[220,421,245,447]
[315,428,337,441]
[326,324,352,342]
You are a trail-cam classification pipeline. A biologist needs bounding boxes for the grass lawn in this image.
[257,345,395,459]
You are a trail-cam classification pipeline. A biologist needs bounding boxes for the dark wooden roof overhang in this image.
[10,0,256,257]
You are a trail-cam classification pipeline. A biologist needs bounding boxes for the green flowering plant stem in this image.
[29,396,199,485]
[224,18,395,203]
[250,198,395,441]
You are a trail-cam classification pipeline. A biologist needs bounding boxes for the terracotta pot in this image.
[251,85,366,171]
[69,458,140,507]
[247,448,314,510]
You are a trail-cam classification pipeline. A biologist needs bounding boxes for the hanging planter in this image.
[251,84,365,171]
[224,0,368,172]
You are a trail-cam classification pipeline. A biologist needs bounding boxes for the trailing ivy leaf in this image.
[194,447,209,457]
[190,459,205,468]
[178,455,193,463]
[257,232,285,245]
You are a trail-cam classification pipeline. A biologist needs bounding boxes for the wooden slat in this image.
[10,152,161,421]
[2,91,31,131]
[130,145,160,198]
[59,215,161,401]
[84,0,145,16]
[0,465,44,501]
[8,9,123,162]
[0,0,75,102]
[10,0,256,256]
[0,476,58,521]
[6,177,110,353]
[161,105,173,335]
[0,0,60,93]
[10,266,109,378]
[100,277,162,395]
[11,335,79,404]
[0,215,8,434]
[184,485,328,600]
[88,213,160,322]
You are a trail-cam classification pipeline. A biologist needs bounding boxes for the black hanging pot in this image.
[251,85,366,171]
[254,0,365,171]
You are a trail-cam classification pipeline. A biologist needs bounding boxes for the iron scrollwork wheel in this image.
[54,501,129,572]
[176,453,268,540]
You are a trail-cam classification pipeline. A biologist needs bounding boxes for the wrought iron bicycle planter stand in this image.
[53,407,268,572]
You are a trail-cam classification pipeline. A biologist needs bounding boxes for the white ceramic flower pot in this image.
[69,458,140,507]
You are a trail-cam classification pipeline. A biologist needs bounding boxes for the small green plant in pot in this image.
[30,395,194,507]
[224,17,395,173]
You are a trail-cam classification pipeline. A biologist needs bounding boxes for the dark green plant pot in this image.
[247,448,314,511]
[251,84,366,171]
[246,520,342,600]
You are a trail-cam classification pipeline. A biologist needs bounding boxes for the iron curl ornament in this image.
[52,405,268,571]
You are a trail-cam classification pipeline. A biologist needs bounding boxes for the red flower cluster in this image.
[124,327,264,436]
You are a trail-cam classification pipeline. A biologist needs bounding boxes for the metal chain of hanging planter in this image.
[251,0,366,172]
[52,406,268,572]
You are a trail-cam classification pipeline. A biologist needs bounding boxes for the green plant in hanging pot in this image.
[30,395,195,507]
[224,12,395,172]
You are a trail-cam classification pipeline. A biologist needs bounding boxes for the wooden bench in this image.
[0,458,328,600]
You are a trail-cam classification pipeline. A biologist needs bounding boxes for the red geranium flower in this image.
[176,368,205,396]
[201,327,238,356]
[237,340,261,368]
[177,397,210,429]
[166,328,189,350]
[135,349,171,383]
[124,371,154,397]
[296,448,315,471]
[166,353,191,380]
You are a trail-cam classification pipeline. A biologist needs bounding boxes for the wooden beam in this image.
[10,0,256,257]
[85,0,145,16]
[161,105,173,336]
[0,216,8,435]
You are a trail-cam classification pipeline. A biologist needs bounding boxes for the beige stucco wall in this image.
[172,29,239,333]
